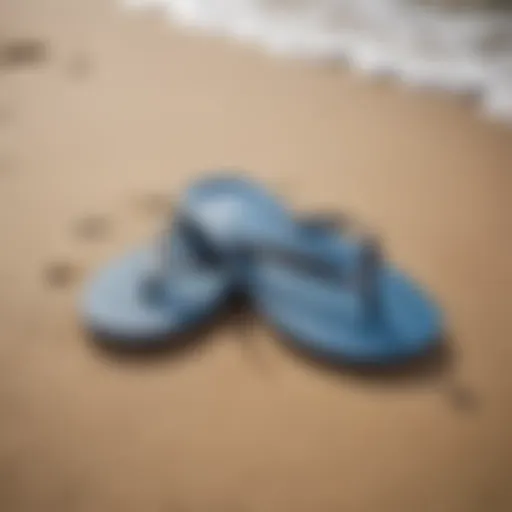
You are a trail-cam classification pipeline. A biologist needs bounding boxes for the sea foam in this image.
[123,0,512,123]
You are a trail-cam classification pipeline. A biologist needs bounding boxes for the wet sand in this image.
[1,1,512,511]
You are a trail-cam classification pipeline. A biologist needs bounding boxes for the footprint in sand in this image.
[44,215,108,290]
[48,194,172,291]
[44,261,80,288]
[0,38,48,68]
[72,215,110,241]
[447,383,479,412]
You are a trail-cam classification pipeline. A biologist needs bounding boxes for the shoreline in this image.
[123,0,512,124]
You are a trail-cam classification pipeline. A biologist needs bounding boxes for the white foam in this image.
[122,0,512,123]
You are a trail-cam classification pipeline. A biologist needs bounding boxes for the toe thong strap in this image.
[298,212,349,233]
[249,215,383,319]
[355,234,381,320]
[141,210,224,303]
[173,215,224,268]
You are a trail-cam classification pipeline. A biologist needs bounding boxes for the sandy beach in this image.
[1,0,512,511]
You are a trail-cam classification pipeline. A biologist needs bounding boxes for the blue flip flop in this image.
[81,212,233,348]
[248,227,443,364]
[178,173,295,252]
[178,173,443,364]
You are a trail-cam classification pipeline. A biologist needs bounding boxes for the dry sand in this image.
[1,1,512,511]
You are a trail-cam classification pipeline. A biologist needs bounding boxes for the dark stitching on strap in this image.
[175,215,224,267]
[249,244,344,282]
[141,212,224,303]
[247,226,382,307]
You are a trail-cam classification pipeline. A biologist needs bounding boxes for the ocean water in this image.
[123,0,512,123]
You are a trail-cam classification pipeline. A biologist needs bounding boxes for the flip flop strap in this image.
[143,212,224,303]
[248,217,382,319]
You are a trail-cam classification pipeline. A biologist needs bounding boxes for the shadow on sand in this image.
[275,329,479,411]
[85,292,479,411]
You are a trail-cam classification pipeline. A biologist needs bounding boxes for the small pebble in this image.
[0,39,47,67]
[44,262,77,288]
[448,384,478,411]
[73,215,109,240]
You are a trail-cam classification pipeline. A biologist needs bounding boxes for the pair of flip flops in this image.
[82,174,442,364]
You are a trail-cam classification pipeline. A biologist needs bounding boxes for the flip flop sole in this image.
[251,259,442,364]
[81,239,231,347]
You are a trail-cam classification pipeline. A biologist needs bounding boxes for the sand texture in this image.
[0,1,512,511]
